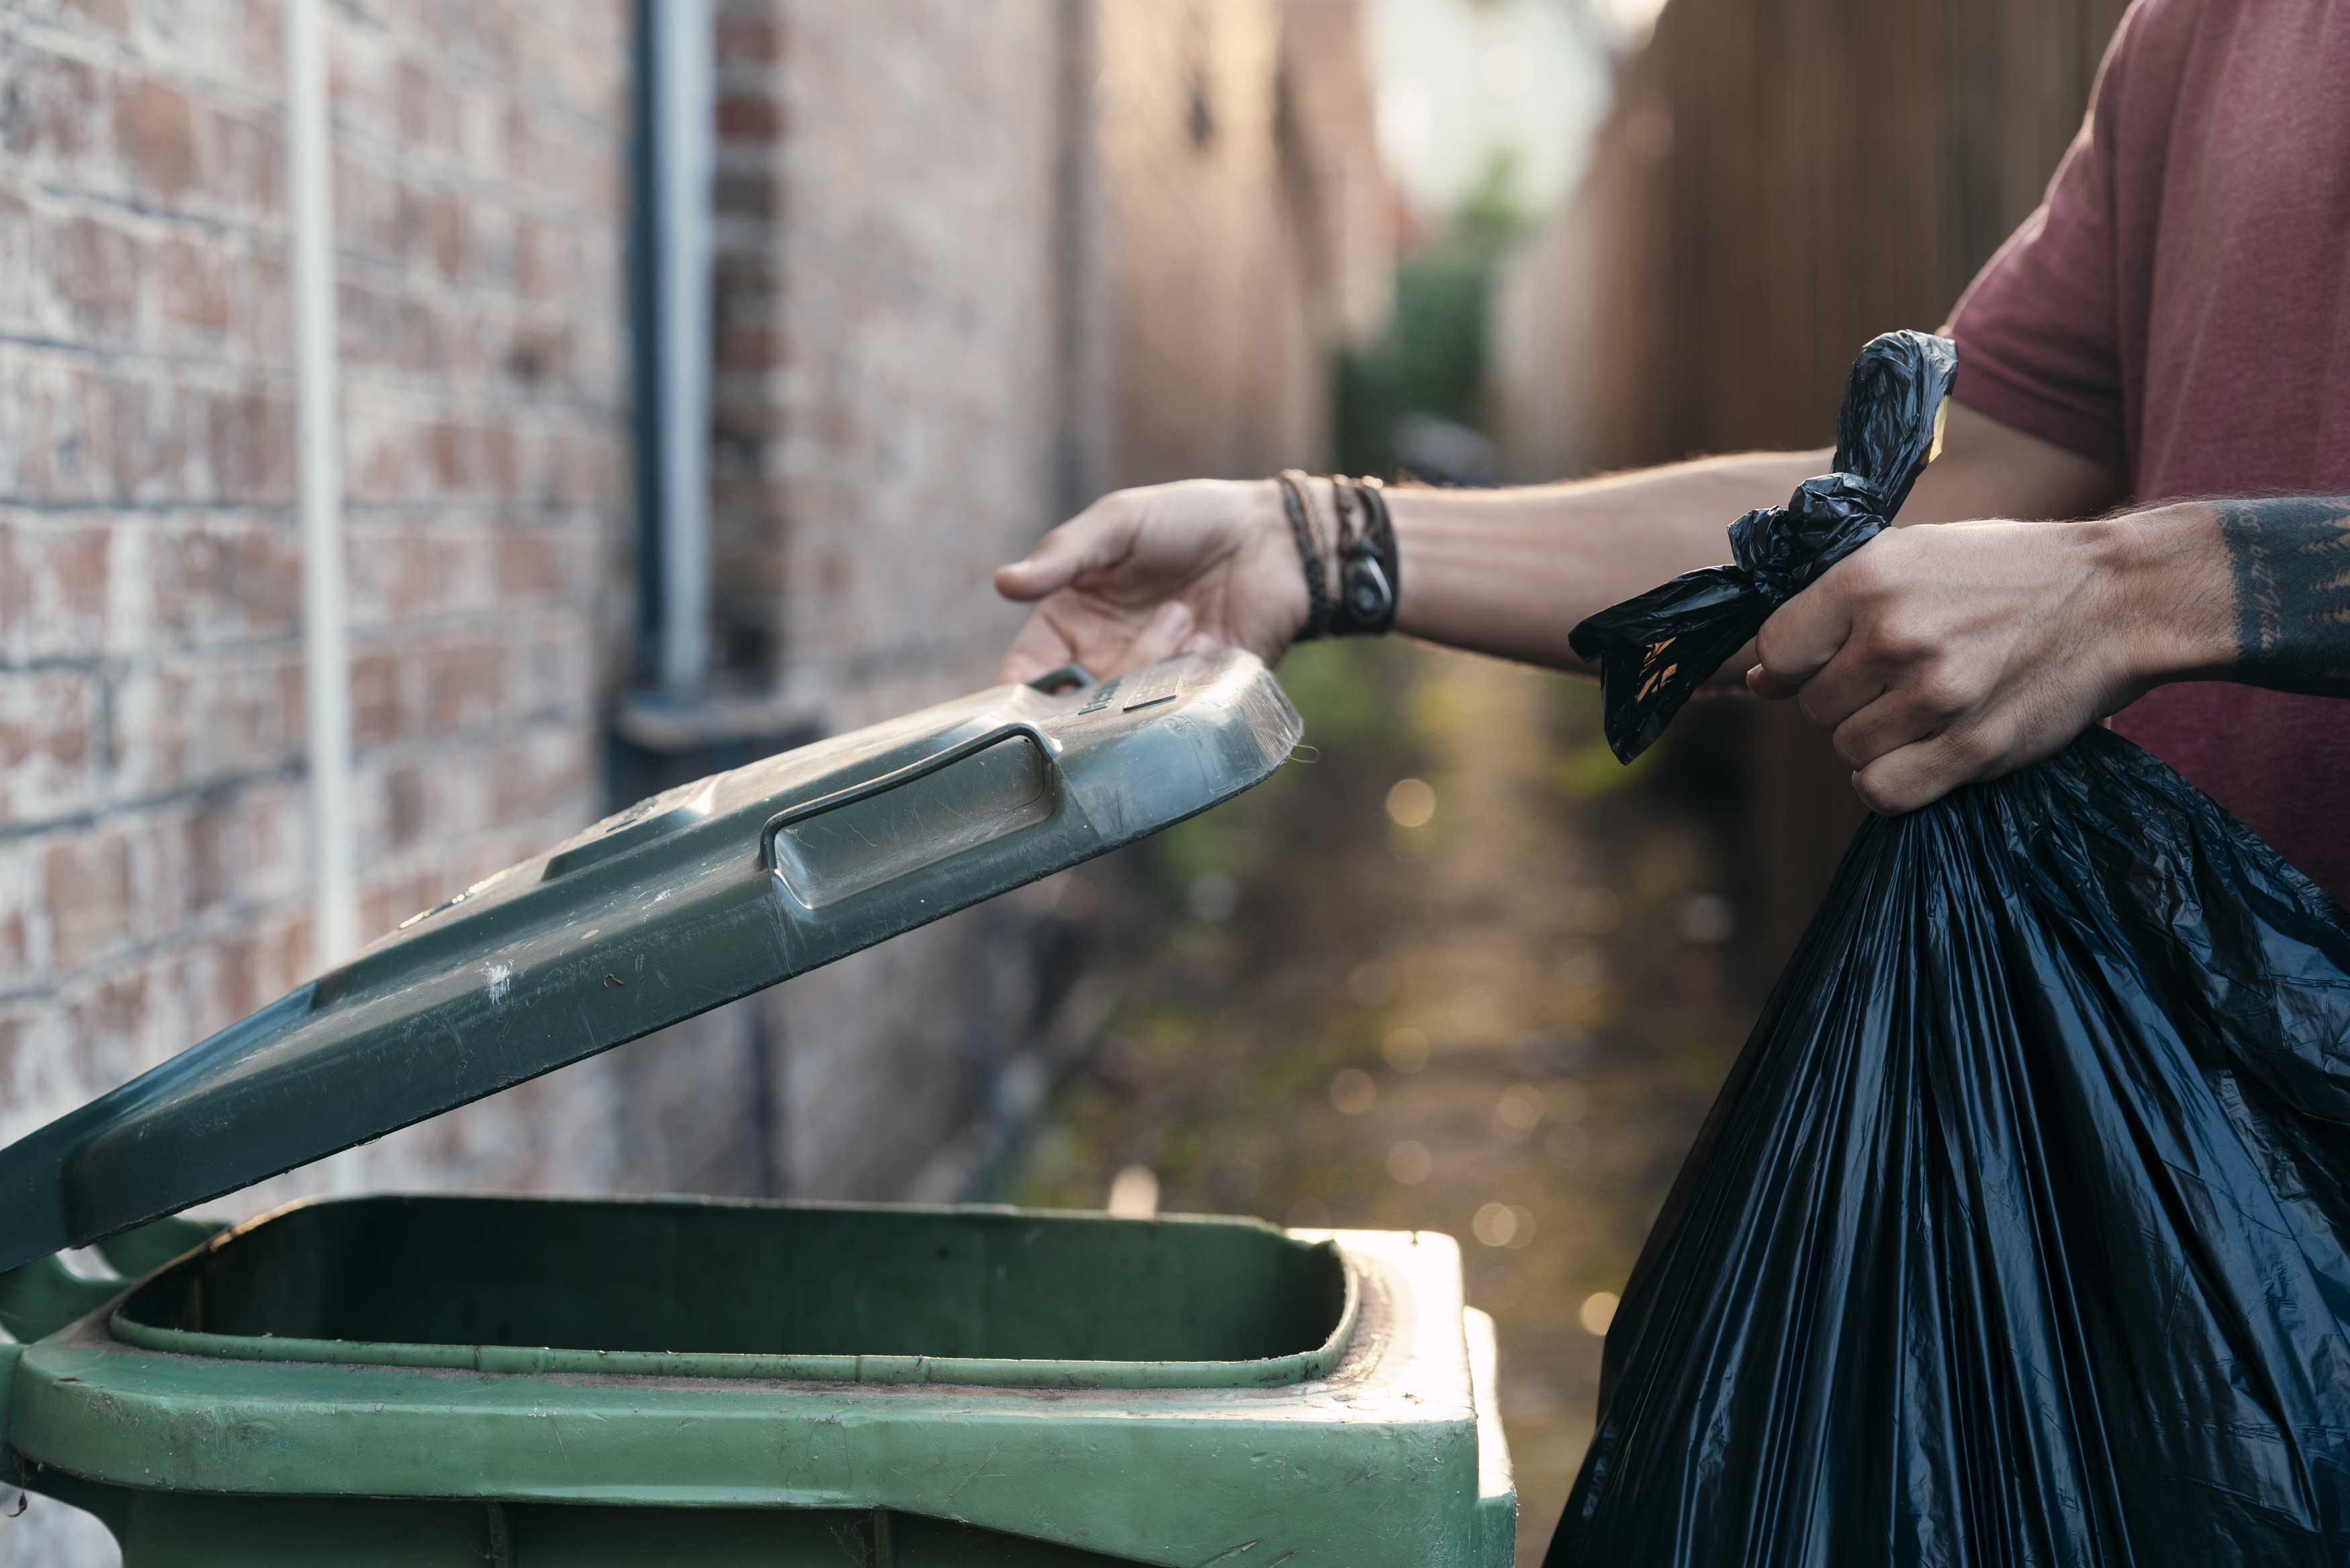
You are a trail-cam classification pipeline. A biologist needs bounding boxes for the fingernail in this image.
[1162,601,1194,635]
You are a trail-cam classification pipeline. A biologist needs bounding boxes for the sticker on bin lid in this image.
[1121,659,1187,712]
[0,649,1301,1274]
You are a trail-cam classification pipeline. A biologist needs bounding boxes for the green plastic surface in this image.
[109,1195,1357,1389]
[0,652,1301,1273]
[4,1195,1516,1567]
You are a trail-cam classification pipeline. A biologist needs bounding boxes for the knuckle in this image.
[1832,549,1884,594]
[1864,616,1928,662]
[1912,663,1976,715]
[1832,724,1874,770]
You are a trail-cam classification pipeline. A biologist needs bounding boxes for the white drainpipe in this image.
[286,0,359,967]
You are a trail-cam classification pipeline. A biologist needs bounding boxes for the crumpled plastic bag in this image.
[1568,329,1957,764]
[1546,331,2350,1567]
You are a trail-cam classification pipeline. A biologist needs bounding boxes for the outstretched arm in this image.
[994,401,2119,684]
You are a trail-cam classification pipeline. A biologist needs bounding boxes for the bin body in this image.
[4,1195,1517,1567]
[0,656,1517,1563]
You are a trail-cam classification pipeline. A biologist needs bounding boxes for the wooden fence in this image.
[1495,0,2132,963]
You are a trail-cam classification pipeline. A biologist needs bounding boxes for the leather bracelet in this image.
[1275,470,1331,642]
[1326,475,1399,636]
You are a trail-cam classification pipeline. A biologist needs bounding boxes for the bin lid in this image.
[0,650,1301,1274]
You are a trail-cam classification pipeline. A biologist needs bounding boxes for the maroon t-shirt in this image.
[1945,0,2350,898]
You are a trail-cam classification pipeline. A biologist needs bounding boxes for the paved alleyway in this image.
[1010,641,1771,1564]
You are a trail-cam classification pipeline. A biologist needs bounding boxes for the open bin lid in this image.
[0,650,1301,1274]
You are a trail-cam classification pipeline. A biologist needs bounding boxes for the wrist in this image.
[1252,477,1316,647]
[2092,504,2237,691]
[1325,476,1399,636]
[1268,474,1399,642]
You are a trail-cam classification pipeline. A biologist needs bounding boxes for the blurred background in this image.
[0,0,2124,1561]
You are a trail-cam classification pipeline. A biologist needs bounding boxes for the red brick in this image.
[158,234,231,334]
[107,652,306,797]
[511,728,593,825]
[233,0,285,87]
[715,324,775,371]
[0,189,36,331]
[113,76,198,204]
[85,367,195,499]
[394,59,434,147]
[218,782,303,907]
[332,151,400,263]
[208,907,309,1024]
[716,89,784,143]
[422,189,467,280]
[397,295,446,377]
[1,46,105,172]
[715,11,784,65]
[514,214,556,295]
[348,525,458,626]
[0,840,44,986]
[180,803,226,912]
[44,824,133,973]
[60,964,152,1078]
[242,247,294,362]
[349,645,403,750]
[493,528,565,602]
[206,107,283,219]
[0,669,98,820]
[0,516,111,660]
[334,277,395,369]
[203,385,295,501]
[428,418,468,493]
[57,0,132,37]
[0,1013,21,1106]
[419,636,508,734]
[117,516,303,648]
[385,762,426,849]
[52,213,142,340]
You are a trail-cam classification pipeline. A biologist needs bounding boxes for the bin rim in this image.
[105,1192,1365,1391]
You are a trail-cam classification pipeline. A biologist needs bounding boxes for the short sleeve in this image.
[1942,17,2136,474]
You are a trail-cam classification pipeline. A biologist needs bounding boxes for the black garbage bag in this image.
[1546,331,2350,1567]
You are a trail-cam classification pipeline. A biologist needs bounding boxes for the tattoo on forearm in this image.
[2218,496,2350,694]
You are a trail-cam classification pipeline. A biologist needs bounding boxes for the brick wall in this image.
[0,0,632,1175]
[0,2,1384,1555]
[0,2,632,1560]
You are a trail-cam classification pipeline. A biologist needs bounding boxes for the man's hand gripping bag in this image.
[1546,332,2350,1568]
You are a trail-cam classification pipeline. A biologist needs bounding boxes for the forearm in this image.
[1383,452,1828,670]
[2118,495,2350,695]
[1377,402,2124,675]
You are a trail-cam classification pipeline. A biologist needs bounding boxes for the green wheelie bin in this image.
[0,650,1517,1567]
